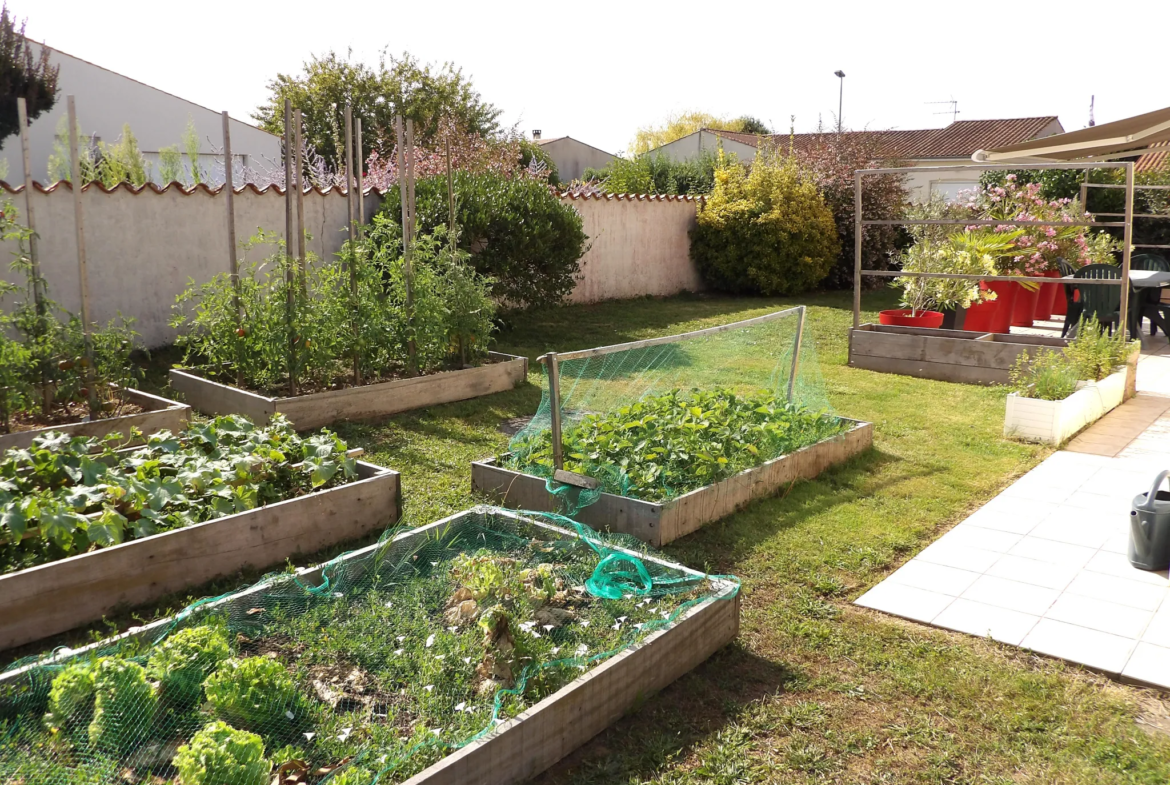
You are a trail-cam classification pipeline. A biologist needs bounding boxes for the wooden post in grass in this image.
[356,117,365,232]
[546,352,564,472]
[221,111,244,387]
[66,96,99,420]
[396,116,418,376]
[294,108,306,287]
[18,97,51,414]
[345,103,361,386]
[787,305,806,403]
[283,98,297,396]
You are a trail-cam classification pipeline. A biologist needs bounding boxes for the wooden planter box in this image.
[1004,349,1139,445]
[0,460,400,651]
[169,352,529,430]
[472,419,873,547]
[0,507,739,785]
[848,324,1068,385]
[0,388,190,452]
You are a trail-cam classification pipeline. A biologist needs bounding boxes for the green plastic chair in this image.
[1133,253,1170,336]
[1072,263,1122,334]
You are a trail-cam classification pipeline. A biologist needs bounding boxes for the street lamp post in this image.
[834,70,845,135]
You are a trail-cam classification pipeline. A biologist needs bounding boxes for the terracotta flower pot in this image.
[964,281,1019,333]
[879,309,945,328]
[1033,270,1062,321]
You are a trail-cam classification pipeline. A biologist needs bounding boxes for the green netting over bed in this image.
[0,506,737,785]
[506,306,841,505]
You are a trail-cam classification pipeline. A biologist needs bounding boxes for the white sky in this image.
[23,0,1170,156]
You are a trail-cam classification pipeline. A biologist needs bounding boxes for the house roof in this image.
[707,117,1062,160]
[534,135,615,157]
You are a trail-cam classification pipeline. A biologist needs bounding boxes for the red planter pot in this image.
[964,281,1019,334]
[1033,270,1062,321]
[879,309,945,328]
[1052,278,1069,317]
[1011,283,1040,327]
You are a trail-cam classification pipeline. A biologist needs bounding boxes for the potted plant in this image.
[888,226,1007,329]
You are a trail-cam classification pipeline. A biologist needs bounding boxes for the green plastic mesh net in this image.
[505,306,841,507]
[0,506,738,785]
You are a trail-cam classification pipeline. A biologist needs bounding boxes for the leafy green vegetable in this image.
[508,388,846,501]
[173,720,270,785]
[204,657,309,736]
[148,626,233,711]
[43,661,96,734]
[87,658,156,753]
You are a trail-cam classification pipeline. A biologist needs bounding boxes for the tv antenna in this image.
[927,98,960,123]
[1089,95,1096,127]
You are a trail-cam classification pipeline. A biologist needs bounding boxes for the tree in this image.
[253,49,501,169]
[630,111,751,155]
[736,116,772,135]
[0,3,60,144]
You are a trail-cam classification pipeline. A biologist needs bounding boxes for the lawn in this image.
[12,288,1170,783]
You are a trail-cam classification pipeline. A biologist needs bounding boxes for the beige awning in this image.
[972,105,1170,163]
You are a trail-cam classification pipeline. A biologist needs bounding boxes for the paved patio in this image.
[856,327,1170,689]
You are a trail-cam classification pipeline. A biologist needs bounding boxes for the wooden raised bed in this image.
[0,507,739,785]
[472,418,874,547]
[0,460,400,651]
[169,352,528,430]
[848,324,1068,385]
[0,387,190,452]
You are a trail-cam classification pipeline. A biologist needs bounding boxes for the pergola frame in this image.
[851,161,1136,333]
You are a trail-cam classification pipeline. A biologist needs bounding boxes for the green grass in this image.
[12,288,1170,783]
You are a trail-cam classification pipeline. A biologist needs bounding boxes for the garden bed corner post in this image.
[545,352,564,472]
[66,95,99,420]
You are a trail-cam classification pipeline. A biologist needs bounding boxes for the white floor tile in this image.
[1007,537,1097,568]
[915,541,1002,573]
[1141,610,1170,648]
[933,599,1039,646]
[1101,531,1131,555]
[1043,594,1151,639]
[1065,571,1169,612]
[1122,642,1170,689]
[1030,515,1116,550]
[855,581,953,623]
[933,525,1023,554]
[985,554,1081,591]
[1022,619,1136,674]
[998,482,1078,505]
[963,498,1057,535]
[886,560,981,597]
[1084,549,1170,587]
[961,575,1061,616]
[1064,490,1135,514]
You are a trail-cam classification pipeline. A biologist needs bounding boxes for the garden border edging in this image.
[0,460,401,651]
[471,418,874,546]
[0,387,190,452]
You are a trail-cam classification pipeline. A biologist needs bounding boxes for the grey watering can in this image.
[1129,470,1170,571]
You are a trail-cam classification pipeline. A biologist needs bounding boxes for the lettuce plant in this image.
[148,626,232,710]
[204,657,308,735]
[87,658,156,753]
[43,661,96,733]
[173,720,270,785]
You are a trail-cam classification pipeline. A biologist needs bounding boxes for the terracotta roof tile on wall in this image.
[556,191,704,203]
[0,180,385,196]
[707,117,1061,161]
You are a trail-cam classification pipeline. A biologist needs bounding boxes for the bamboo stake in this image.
[396,117,417,376]
[344,103,360,386]
[66,97,99,420]
[283,99,297,396]
[294,108,306,287]
[355,116,365,232]
[221,111,243,387]
[446,132,464,366]
[18,97,51,414]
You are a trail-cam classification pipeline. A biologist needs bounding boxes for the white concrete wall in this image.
[563,194,704,304]
[652,130,757,163]
[1,42,280,185]
[537,138,614,182]
[1,183,381,347]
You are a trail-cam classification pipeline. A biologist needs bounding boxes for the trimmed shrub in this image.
[88,658,156,753]
[147,627,233,711]
[174,720,270,785]
[204,657,308,735]
[690,153,840,295]
[586,151,719,196]
[380,172,587,309]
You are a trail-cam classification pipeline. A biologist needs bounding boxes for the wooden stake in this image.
[294,108,306,287]
[283,98,297,396]
[221,111,243,388]
[355,116,365,231]
[344,103,355,245]
[446,132,456,254]
[18,97,50,414]
[344,103,360,386]
[66,97,99,420]
[396,116,417,376]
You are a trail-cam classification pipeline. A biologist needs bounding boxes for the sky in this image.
[21,0,1170,156]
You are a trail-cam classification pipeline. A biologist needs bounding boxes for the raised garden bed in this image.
[169,352,528,430]
[0,507,739,785]
[473,418,873,546]
[848,324,1068,385]
[0,387,190,452]
[0,419,401,651]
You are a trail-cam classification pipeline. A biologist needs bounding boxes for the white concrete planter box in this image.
[0,507,739,785]
[169,352,528,430]
[0,387,190,452]
[0,460,401,651]
[1004,369,1129,445]
[472,419,873,547]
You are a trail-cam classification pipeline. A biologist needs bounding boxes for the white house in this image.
[649,118,1066,200]
[1,39,280,186]
[533,132,615,183]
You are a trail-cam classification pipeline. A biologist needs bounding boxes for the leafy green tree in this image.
[253,49,501,168]
[587,150,722,195]
[0,3,59,144]
[735,116,772,135]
